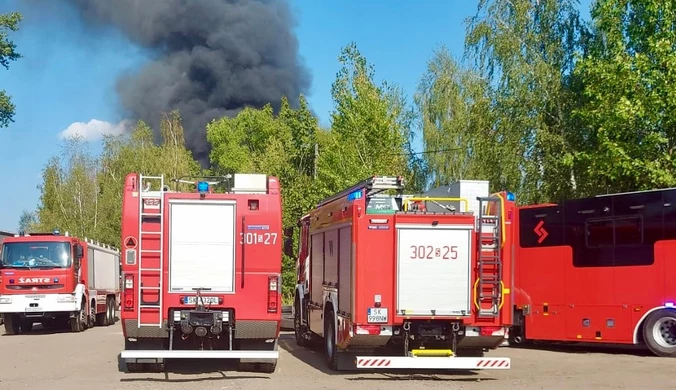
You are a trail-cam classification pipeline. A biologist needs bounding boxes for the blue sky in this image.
[0,0,592,232]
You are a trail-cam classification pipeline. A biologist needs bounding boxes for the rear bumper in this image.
[120,349,279,360]
[355,356,510,370]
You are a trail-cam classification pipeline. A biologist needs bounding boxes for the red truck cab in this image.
[0,230,120,334]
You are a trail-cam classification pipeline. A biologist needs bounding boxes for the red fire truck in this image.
[119,173,283,373]
[509,187,676,358]
[287,176,515,370]
[0,230,120,334]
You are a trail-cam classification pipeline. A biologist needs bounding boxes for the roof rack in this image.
[316,175,406,208]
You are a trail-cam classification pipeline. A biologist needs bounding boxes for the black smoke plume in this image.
[67,0,312,165]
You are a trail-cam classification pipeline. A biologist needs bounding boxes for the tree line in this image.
[15,0,676,300]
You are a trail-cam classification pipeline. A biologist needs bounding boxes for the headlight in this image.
[0,296,11,304]
[57,294,76,303]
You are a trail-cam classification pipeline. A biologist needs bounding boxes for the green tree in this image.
[0,11,22,128]
[463,0,588,202]
[18,210,38,232]
[207,96,323,302]
[33,136,101,238]
[414,46,495,191]
[30,113,200,246]
[571,0,676,195]
[321,42,416,192]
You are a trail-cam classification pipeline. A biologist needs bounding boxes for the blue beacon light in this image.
[347,190,363,201]
[197,181,209,193]
[506,192,516,202]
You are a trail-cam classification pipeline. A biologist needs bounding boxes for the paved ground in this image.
[0,318,673,390]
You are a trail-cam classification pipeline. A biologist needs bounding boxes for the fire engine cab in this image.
[119,173,283,373]
[287,176,515,371]
[0,230,120,334]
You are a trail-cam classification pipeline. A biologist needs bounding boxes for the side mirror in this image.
[74,244,84,269]
[283,226,294,258]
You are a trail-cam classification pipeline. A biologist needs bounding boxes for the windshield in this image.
[0,242,72,269]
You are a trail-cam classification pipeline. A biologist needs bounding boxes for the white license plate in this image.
[25,295,46,299]
[25,307,43,312]
[367,307,388,323]
[184,296,219,305]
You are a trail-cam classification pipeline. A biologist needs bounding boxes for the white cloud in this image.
[58,119,132,141]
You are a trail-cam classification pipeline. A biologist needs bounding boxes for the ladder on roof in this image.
[476,196,503,317]
[316,175,406,207]
[137,174,165,328]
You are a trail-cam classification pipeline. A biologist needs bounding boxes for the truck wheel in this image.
[643,309,676,357]
[324,310,339,371]
[70,302,86,332]
[3,314,19,335]
[88,300,96,328]
[106,296,116,325]
[294,296,308,347]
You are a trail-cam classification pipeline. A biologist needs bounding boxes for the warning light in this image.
[53,229,60,235]
[506,192,516,202]
[347,190,362,201]
[197,181,209,193]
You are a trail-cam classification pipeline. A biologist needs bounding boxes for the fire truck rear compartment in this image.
[395,223,473,317]
[168,200,236,294]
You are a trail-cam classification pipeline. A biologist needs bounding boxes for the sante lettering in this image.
[18,277,51,284]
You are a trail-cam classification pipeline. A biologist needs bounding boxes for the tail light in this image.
[123,274,134,312]
[267,276,278,313]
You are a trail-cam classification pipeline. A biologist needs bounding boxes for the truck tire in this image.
[104,297,115,326]
[324,309,339,371]
[643,308,676,357]
[3,314,19,335]
[88,300,96,328]
[106,296,116,325]
[70,302,86,332]
[294,296,308,347]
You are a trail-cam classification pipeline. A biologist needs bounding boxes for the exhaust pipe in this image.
[513,335,523,344]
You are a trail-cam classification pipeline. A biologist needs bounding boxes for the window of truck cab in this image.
[0,242,72,269]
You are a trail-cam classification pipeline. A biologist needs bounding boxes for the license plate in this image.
[183,296,219,305]
[25,307,43,312]
[25,295,46,299]
[367,308,388,323]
